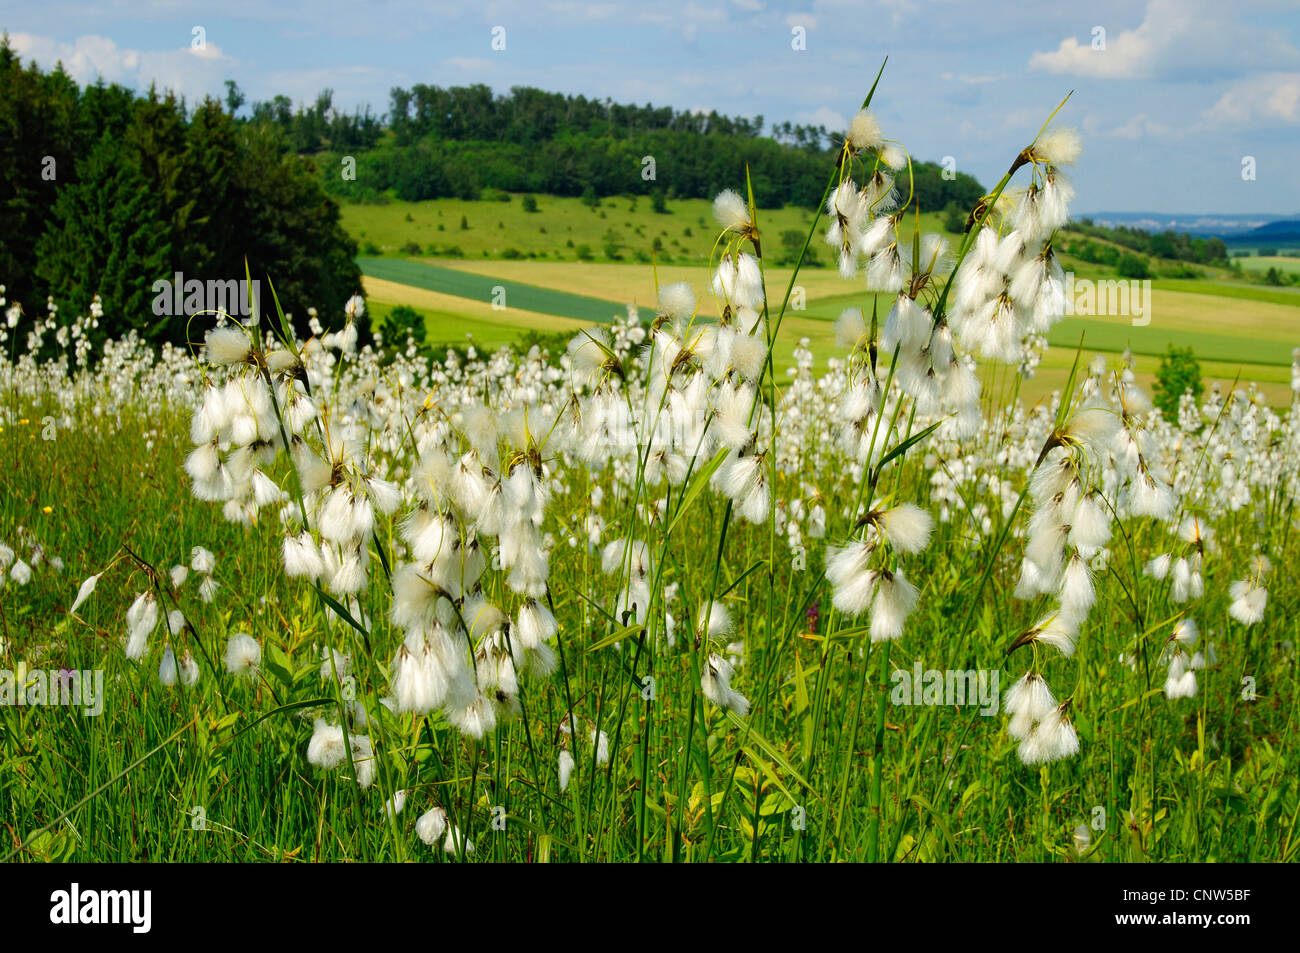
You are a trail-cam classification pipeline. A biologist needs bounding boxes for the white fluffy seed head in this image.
[712,189,751,232]
[224,633,261,675]
[1029,126,1082,167]
[846,109,883,152]
[658,281,696,321]
[880,503,933,555]
[204,326,252,365]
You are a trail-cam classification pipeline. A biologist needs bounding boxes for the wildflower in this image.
[191,546,216,575]
[712,189,751,233]
[1018,703,1080,764]
[179,650,201,687]
[590,727,611,765]
[697,600,732,640]
[443,825,473,855]
[701,652,750,715]
[70,573,101,613]
[307,719,347,769]
[1005,671,1058,741]
[658,282,696,321]
[712,253,764,310]
[878,502,934,555]
[158,646,178,686]
[1018,610,1079,657]
[197,575,220,603]
[349,734,376,788]
[1026,126,1082,167]
[204,326,253,366]
[1171,617,1199,649]
[384,790,407,818]
[846,109,883,152]
[1228,578,1267,625]
[824,542,877,616]
[125,591,158,662]
[1164,653,1198,700]
[224,633,261,675]
[416,806,448,846]
[558,749,575,791]
[869,569,919,642]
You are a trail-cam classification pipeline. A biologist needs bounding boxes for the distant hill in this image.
[1081,211,1300,237]
[1231,219,1300,246]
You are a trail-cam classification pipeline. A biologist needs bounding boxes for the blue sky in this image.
[4,0,1299,215]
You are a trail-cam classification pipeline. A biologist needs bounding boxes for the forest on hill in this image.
[1,36,985,344]
[242,81,987,219]
[0,39,362,342]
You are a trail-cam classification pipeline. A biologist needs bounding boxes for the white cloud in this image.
[796,106,846,132]
[1204,72,1300,125]
[1029,0,1299,80]
[1102,113,1175,139]
[9,32,235,100]
[546,2,619,18]
[939,71,1001,85]
[445,57,494,72]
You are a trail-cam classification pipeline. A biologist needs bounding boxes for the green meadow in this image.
[341,195,1300,408]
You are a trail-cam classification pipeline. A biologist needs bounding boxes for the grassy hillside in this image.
[342,193,1300,407]
[1237,255,1300,275]
[342,193,954,266]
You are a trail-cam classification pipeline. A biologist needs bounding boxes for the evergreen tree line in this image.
[0,39,364,347]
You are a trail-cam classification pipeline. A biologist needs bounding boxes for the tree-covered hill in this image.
[0,37,363,344]
[242,81,986,215]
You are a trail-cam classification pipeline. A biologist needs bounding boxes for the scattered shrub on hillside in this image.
[1154,344,1203,419]
[384,304,427,348]
[1117,253,1150,279]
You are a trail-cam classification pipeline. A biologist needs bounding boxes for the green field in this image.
[342,193,955,267]
[339,194,1300,409]
[1237,255,1300,275]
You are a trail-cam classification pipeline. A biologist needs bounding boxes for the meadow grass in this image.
[6,94,1300,867]
[1236,256,1300,276]
[341,193,956,267]
[3,375,1297,863]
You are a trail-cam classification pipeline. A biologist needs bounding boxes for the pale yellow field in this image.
[363,276,589,337]
[418,258,855,315]
[368,262,1300,408]
[434,260,1298,338]
[1142,288,1298,337]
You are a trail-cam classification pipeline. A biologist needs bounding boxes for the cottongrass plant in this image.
[3,70,1298,862]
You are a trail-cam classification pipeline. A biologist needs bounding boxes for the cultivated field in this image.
[348,208,1300,408]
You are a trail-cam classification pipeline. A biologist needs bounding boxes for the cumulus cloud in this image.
[1102,113,1175,140]
[1029,0,1299,80]
[1204,72,1300,125]
[9,32,235,100]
